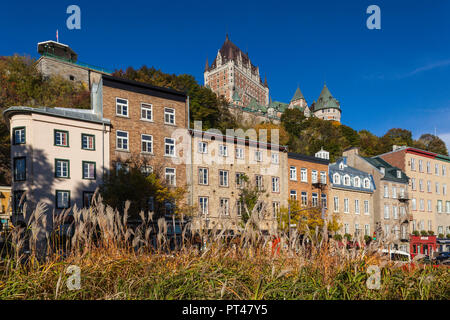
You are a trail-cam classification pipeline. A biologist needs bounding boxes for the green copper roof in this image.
[269,101,288,112]
[291,86,305,102]
[248,98,259,110]
[311,84,340,112]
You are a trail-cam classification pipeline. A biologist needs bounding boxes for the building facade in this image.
[3,106,111,217]
[287,152,329,211]
[0,186,12,229]
[92,74,189,203]
[189,129,289,232]
[329,158,375,241]
[379,146,450,238]
[343,148,410,252]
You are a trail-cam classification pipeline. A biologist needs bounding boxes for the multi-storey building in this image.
[0,186,12,229]
[329,158,375,240]
[379,146,450,238]
[287,152,329,211]
[343,148,410,252]
[3,106,111,217]
[92,75,189,199]
[204,35,269,107]
[188,129,288,232]
[36,40,111,89]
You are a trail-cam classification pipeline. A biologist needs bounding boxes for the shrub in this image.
[438,233,444,239]
[364,235,372,244]
[420,230,428,236]
[333,234,342,241]
[344,233,352,241]
[427,230,434,236]
[412,230,420,236]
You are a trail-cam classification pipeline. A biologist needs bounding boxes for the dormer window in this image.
[354,177,361,188]
[339,163,344,170]
[380,167,385,175]
[364,178,370,189]
[333,173,340,184]
[396,170,401,178]
[343,175,351,186]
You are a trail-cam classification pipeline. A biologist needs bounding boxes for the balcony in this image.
[398,193,410,202]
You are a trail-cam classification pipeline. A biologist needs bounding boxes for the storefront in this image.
[436,238,450,253]
[409,235,437,258]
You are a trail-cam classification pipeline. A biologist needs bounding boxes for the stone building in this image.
[35,40,111,89]
[329,158,375,241]
[309,84,341,122]
[188,129,289,232]
[3,106,111,217]
[287,152,329,211]
[378,146,450,238]
[343,147,410,252]
[91,75,189,202]
[204,35,269,107]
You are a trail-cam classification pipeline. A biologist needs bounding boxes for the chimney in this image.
[393,145,406,151]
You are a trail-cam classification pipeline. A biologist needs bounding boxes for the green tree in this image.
[414,134,448,155]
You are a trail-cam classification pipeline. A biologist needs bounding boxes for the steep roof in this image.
[291,86,305,102]
[310,84,341,112]
[364,156,409,183]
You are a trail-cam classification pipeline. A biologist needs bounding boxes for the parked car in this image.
[381,249,411,263]
[436,252,450,262]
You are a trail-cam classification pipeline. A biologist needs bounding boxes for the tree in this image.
[237,174,265,226]
[415,134,448,155]
[254,122,289,145]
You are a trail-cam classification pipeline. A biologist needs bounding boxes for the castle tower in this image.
[310,83,341,122]
[288,86,310,117]
[204,35,269,107]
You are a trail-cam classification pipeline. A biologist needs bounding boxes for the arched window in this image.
[333,173,340,184]
[364,178,370,189]
[343,175,351,186]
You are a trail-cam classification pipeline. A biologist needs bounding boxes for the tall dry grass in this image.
[0,193,448,300]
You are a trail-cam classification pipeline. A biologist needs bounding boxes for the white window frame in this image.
[198,142,208,154]
[165,167,176,186]
[141,134,153,153]
[272,177,280,193]
[290,166,297,181]
[198,168,208,185]
[219,170,229,187]
[333,196,339,212]
[271,153,279,164]
[364,200,369,215]
[116,130,129,151]
[300,168,308,182]
[235,147,244,159]
[116,98,129,117]
[165,138,175,157]
[140,103,153,122]
[344,198,349,213]
[199,197,208,215]
[164,107,175,125]
[219,144,228,157]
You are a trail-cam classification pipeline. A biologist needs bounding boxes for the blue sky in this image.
[2,0,450,148]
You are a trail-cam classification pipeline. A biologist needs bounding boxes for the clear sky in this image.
[2,0,450,148]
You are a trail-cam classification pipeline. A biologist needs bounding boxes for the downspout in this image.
[187,96,194,210]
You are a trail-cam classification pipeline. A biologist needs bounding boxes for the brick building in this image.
[378,146,450,238]
[287,152,329,210]
[92,75,189,196]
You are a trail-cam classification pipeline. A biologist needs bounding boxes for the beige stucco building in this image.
[3,106,111,218]
[188,128,288,232]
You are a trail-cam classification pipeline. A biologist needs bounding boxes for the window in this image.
[334,196,339,212]
[236,173,245,188]
[54,130,69,147]
[165,168,176,186]
[333,173,340,184]
[55,159,70,178]
[384,205,390,219]
[412,198,417,211]
[198,142,208,154]
[13,127,25,145]
[355,224,360,236]
[426,180,430,193]
[354,177,360,188]
[165,138,175,156]
[419,199,424,211]
[272,202,280,219]
[301,168,308,182]
[199,197,208,215]
[393,206,398,219]
[384,185,389,198]
[219,170,229,187]
[255,175,263,190]
[411,158,416,170]
[397,170,402,178]
[82,161,96,180]
[427,200,432,212]
[435,163,439,175]
[426,161,431,173]
[320,171,327,184]
[343,175,350,186]
[344,223,349,235]
[355,199,360,214]
[271,153,279,164]
[236,200,245,216]
[344,198,349,213]
[446,201,450,213]
[219,198,229,216]
[290,166,297,181]
[311,170,318,183]
[419,160,423,172]
[82,134,95,150]
[13,157,26,181]
[290,190,297,200]
[312,193,318,207]
[198,168,208,185]
[83,191,95,208]
[420,179,425,192]
[392,187,397,199]
[219,144,228,157]
[443,165,447,177]
[116,162,129,174]
[255,150,262,162]
[164,108,175,125]
[56,190,70,209]
[141,134,153,153]
[116,98,128,117]
[411,178,416,190]
[364,200,369,215]
[235,147,244,159]
[365,224,370,236]
[437,200,443,213]
[116,131,129,151]
[141,103,153,121]
[364,178,370,189]
[321,194,327,208]
[141,165,153,176]
[301,192,308,206]
[436,182,440,194]
[272,177,280,193]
